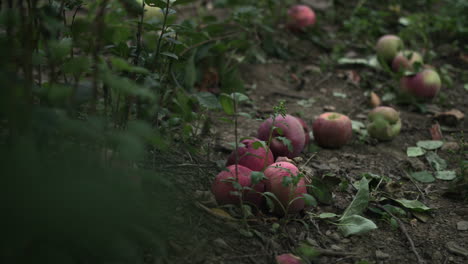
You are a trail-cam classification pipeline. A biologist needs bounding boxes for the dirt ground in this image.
[166,2,468,264]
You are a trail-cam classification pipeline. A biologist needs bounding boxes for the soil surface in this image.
[167,1,468,264]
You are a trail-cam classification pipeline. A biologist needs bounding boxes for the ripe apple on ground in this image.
[276,253,303,264]
[367,106,402,141]
[312,112,352,148]
[294,116,311,147]
[257,114,306,158]
[226,138,274,172]
[376,35,404,65]
[400,69,441,99]
[211,165,264,208]
[264,162,307,214]
[287,5,316,31]
[392,50,423,72]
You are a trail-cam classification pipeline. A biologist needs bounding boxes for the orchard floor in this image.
[165,2,468,264]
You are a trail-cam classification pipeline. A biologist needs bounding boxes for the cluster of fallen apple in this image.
[376,34,442,100]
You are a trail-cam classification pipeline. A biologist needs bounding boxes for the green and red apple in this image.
[376,35,404,65]
[287,5,316,31]
[226,138,274,172]
[312,112,352,148]
[400,69,441,99]
[392,50,423,72]
[367,106,401,141]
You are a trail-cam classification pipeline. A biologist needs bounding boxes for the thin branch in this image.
[179,33,238,57]
[374,203,425,264]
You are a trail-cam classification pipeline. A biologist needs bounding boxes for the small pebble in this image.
[375,250,390,259]
[457,221,468,231]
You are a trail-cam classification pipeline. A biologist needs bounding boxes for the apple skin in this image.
[211,165,264,208]
[376,35,404,64]
[391,50,423,72]
[226,138,274,172]
[257,114,306,158]
[264,162,306,214]
[312,112,352,148]
[400,69,441,99]
[294,116,310,147]
[287,5,316,31]
[276,253,303,264]
[137,0,164,23]
[367,106,402,141]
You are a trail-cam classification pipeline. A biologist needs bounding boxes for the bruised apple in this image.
[276,253,303,264]
[400,69,441,99]
[264,162,306,214]
[258,114,306,158]
[367,106,401,141]
[312,112,352,148]
[376,35,403,65]
[287,5,316,31]
[392,50,423,72]
[226,138,274,172]
[211,165,264,208]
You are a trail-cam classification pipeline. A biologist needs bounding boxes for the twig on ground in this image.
[401,169,426,200]
[374,203,425,264]
[311,73,333,89]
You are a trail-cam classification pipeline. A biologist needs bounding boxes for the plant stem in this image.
[155,0,170,69]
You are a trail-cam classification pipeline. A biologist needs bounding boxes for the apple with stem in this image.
[276,253,303,264]
[312,112,352,148]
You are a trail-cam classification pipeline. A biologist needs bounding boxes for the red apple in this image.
[400,69,441,99]
[211,165,264,208]
[226,138,274,172]
[294,116,311,147]
[276,253,303,264]
[367,106,401,141]
[258,114,306,158]
[312,112,352,148]
[287,5,316,31]
[264,162,306,214]
[376,35,404,65]
[391,50,423,72]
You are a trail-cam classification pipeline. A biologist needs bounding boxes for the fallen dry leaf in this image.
[434,109,465,126]
[370,92,381,108]
[430,122,443,140]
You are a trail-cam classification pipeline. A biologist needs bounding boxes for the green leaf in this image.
[309,178,333,204]
[425,151,447,171]
[333,92,347,98]
[406,146,426,157]
[435,170,457,181]
[341,177,370,220]
[318,212,338,219]
[416,140,443,150]
[410,171,435,183]
[338,215,377,237]
[194,92,221,109]
[382,204,407,217]
[276,136,293,152]
[302,193,317,207]
[160,51,178,60]
[394,199,431,212]
[184,52,196,89]
[230,92,249,103]
[464,84,468,91]
[250,171,265,185]
[173,0,196,6]
[351,120,365,131]
[219,93,235,115]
